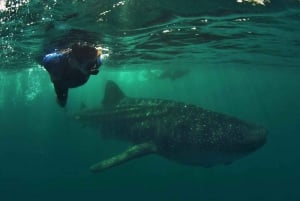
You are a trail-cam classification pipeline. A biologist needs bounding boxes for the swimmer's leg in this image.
[54,83,68,107]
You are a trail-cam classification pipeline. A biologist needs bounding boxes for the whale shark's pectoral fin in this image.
[90,142,157,173]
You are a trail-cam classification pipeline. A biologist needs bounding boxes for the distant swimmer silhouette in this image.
[42,43,102,107]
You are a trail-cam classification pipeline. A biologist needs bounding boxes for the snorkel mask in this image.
[71,54,102,75]
[69,46,102,75]
[85,56,102,75]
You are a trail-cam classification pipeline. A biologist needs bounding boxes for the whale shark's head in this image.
[161,115,268,167]
[212,123,267,166]
[235,125,267,153]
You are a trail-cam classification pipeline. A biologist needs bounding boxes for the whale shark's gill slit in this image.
[90,142,157,173]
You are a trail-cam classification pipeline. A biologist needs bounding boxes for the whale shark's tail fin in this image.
[102,80,125,108]
[90,142,157,173]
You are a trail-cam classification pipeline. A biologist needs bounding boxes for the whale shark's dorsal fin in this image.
[102,80,125,108]
[90,142,157,173]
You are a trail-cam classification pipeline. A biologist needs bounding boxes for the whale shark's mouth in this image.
[244,127,267,150]
[226,126,267,153]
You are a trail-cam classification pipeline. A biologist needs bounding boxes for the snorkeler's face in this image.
[80,56,101,75]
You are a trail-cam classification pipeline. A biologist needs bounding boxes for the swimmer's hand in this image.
[90,68,99,75]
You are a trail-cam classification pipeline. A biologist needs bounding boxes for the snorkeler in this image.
[42,43,102,107]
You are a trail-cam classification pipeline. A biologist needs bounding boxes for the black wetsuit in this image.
[42,52,90,107]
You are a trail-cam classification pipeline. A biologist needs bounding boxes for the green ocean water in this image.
[1,0,300,201]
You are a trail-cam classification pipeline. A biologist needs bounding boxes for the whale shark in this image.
[75,81,267,173]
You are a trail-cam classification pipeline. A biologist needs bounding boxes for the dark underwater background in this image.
[1,0,300,201]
